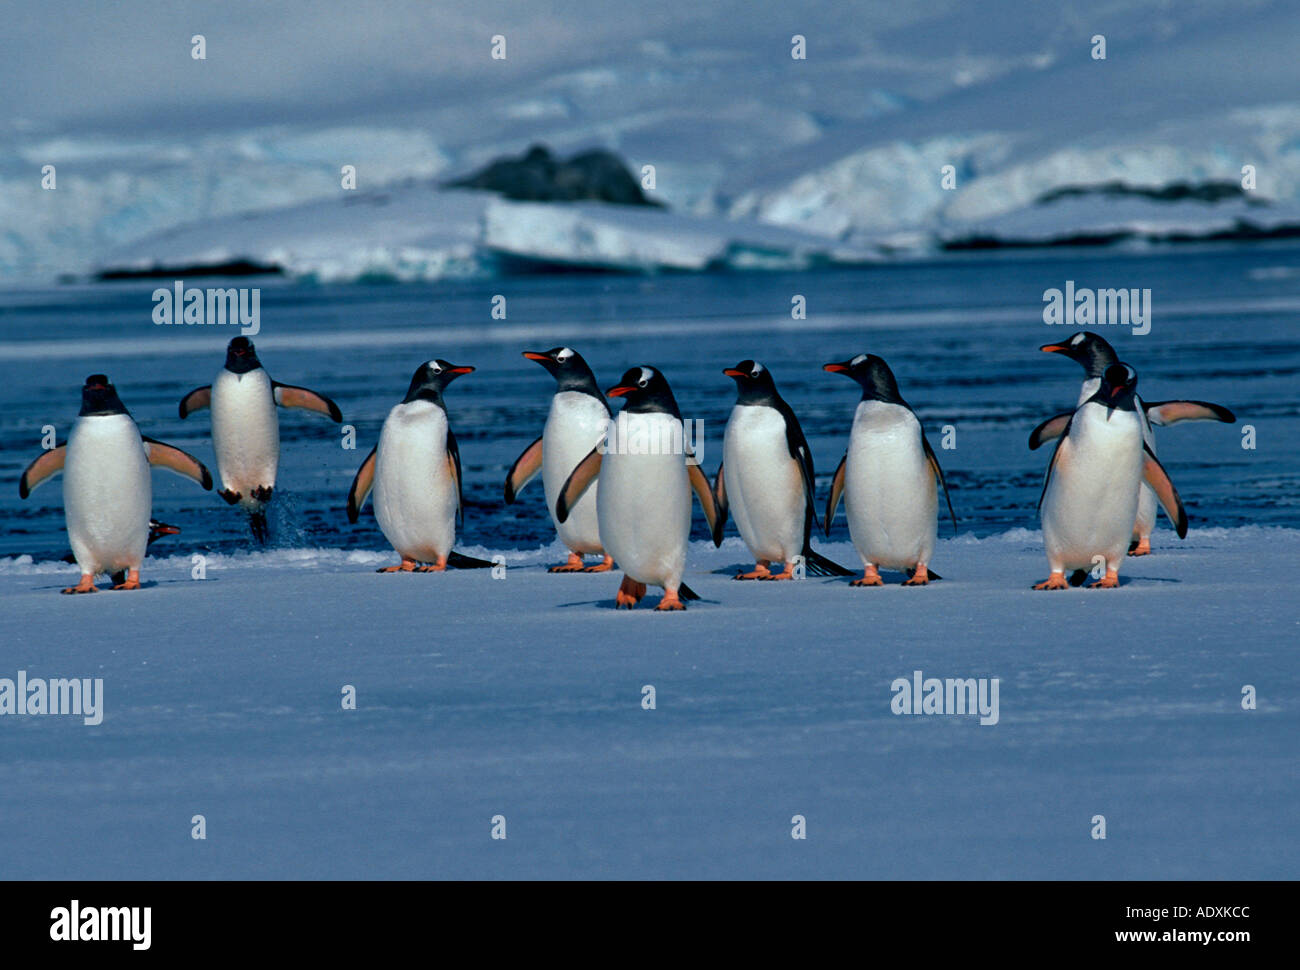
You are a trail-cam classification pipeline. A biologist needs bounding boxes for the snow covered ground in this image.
[0,528,1294,879]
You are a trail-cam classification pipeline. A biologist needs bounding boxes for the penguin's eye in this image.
[750,369,760,378]
[637,379,648,388]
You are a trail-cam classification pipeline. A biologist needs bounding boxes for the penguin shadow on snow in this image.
[554,584,722,610]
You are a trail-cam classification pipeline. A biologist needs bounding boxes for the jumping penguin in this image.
[179,336,342,542]
[19,375,213,593]
[715,360,853,580]
[555,366,722,610]
[504,347,613,572]
[346,359,485,572]
[823,354,957,586]
[1034,362,1188,589]
[1031,332,1233,555]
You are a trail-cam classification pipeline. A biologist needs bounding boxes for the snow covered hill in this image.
[3,0,1298,283]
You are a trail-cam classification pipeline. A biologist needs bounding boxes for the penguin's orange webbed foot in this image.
[735,561,771,581]
[1033,573,1070,590]
[615,575,647,609]
[416,557,448,573]
[582,555,614,573]
[902,564,930,586]
[61,574,97,595]
[655,589,686,611]
[760,562,796,581]
[1087,571,1120,589]
[111,569,141,591]
[218,488,242,505]
[549,552,585,573]
[1127,537,1151,557]
[251,485,274,503]
[850,566,883,587]
[378,558,418,573]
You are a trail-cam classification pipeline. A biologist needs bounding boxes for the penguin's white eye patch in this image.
[637,378,648,388]
[556,348,573,361]
[428,361,442,374]
[1070,334,1084,345]
[850,353,868,367]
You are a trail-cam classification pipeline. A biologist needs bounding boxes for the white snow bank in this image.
[1,526,1294,879]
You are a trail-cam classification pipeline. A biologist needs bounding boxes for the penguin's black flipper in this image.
[802,545,856,577]
[447,551,496,569]
[678,582,701,601]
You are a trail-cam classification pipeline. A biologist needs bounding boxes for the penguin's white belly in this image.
[1041,407,1143,571]
[843,402,936,569]
[723,405,804,563]
[372,402,458,562]
[543,392,607,554]
[211,369,279,500]
[64,415,150,574]
[597,413,691,589]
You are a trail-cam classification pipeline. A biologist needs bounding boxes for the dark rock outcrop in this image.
[444,144,663,207]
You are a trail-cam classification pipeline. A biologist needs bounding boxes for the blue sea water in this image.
[1,243,1294,561]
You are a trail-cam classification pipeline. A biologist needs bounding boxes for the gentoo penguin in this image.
[179,336,342,542]
[346,359,475,572]
[19,375,213,593]
[1035,362,1188,589]
[59,519,181,585]
[715,360,853,580]
[504,347,613,572]
[823,354,956,586]
[555,366,722,610]
[1031,332,1233,555]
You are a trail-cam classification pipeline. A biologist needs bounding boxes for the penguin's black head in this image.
[522,347,603,399]
[823,353,906,405]
[80,374,129,416]
[403,358,475,404]
[1094,362,1139,413]
[606,366,681,416]
[225,336,262,374]
[1040,332,1119,378]
[723,360,779,404]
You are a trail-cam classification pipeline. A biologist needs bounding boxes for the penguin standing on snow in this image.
[504,347,613,572]
[1031,332,1233,555]
[556,366,722,610]
[823,354,956,586]
[179,336,342,542]
[347,359,481,572]
[1034,362,1188,589]
[19,374,212,594]
[715,360,853,580]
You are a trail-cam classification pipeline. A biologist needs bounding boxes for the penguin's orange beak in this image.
[445,365,475,376]
[522,352,549,363]
[823,362,850,374]
[606,385,634,397]
[723,367,747,378]
[1040,343,1069,354]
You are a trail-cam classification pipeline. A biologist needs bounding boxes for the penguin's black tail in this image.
[248,510,269,544]
[678,582,701,601]
[802,544,856,577]
[447,550,496,569]
[1068,569,1088,587]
